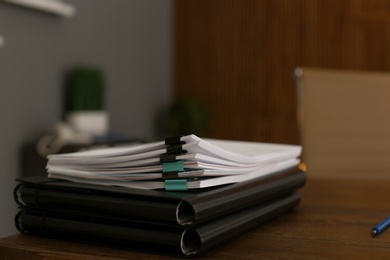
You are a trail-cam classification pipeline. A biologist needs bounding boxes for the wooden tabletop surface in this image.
[1,177,390,259]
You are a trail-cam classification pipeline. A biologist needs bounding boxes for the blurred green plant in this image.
[65,66,105,112]
[163,97,210,136]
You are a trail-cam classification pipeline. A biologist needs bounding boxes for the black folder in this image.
[15,167,305,225]
[15,192,300,257]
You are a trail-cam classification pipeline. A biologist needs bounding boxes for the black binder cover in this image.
[15,193,300,257]
[15,167,305,225]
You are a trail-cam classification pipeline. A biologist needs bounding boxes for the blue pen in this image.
[371,216,390,236]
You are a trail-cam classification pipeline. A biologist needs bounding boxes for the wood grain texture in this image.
[173,0,390,144]
[2,177,390,259]
[297,68,390,179]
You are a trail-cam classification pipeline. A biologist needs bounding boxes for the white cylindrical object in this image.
[67,111,109,135]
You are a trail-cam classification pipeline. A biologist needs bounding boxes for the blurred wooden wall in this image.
[173,0,390,144]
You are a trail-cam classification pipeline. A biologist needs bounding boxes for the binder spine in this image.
[14,210,27,234]
[13,184,24,207]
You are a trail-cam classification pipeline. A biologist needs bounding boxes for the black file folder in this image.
[14,167,305,225]
[15,192,300,257]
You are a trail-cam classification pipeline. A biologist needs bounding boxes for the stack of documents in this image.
[45,134,302,190]
[14,135,306,256]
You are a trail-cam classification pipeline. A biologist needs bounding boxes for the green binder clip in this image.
[165,179,188,191]
[163,161,184,173]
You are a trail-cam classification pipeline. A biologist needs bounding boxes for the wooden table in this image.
[1,177,390,259]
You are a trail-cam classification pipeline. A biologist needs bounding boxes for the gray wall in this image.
[0,0,172,238]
